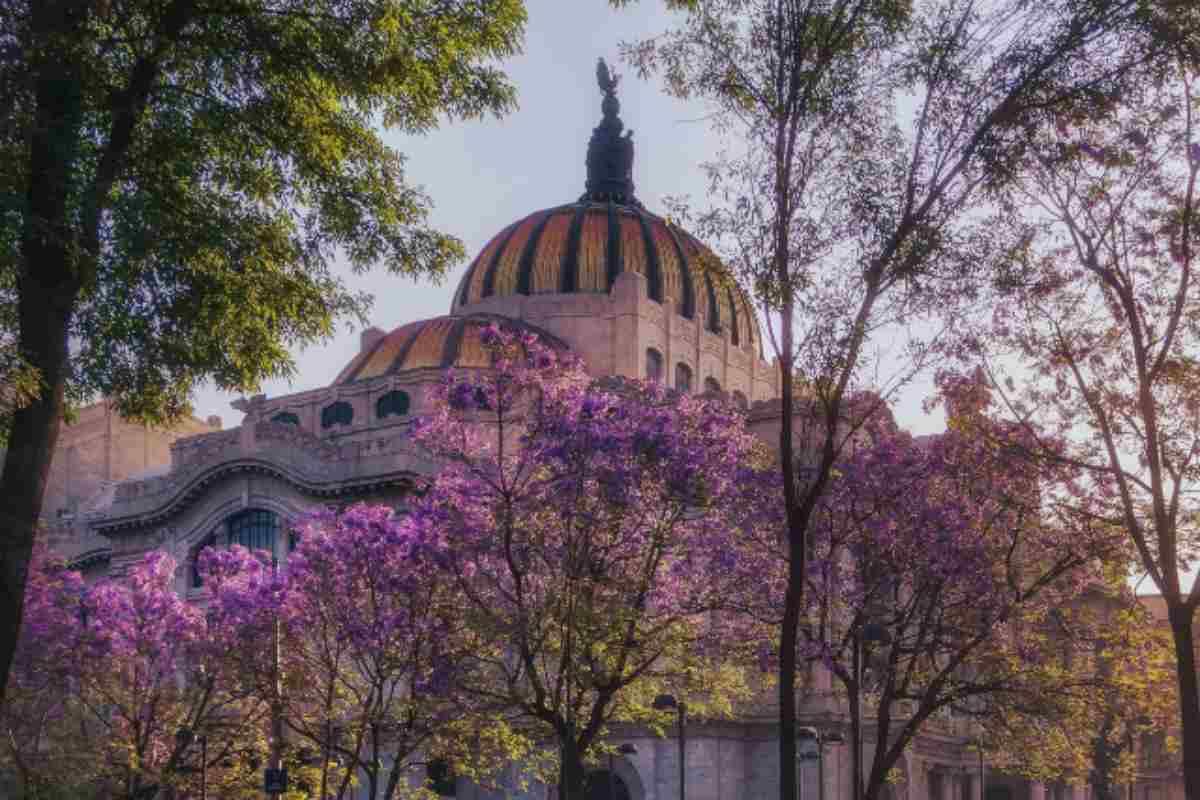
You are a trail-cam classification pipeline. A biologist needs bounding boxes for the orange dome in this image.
[333,313,568,386]
[453,201,760,354]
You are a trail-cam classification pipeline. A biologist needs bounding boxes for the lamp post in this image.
[799,727,845,800]
[823,731,846,800]
[798,727,819,800]
[266,555,286,799]
[855,622,890,800]
[653,694,686,800]
[175,727,209,800]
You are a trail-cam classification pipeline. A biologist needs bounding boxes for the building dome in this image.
[333,313,568,386]
[453,59,761,357]
[452,202,760,354]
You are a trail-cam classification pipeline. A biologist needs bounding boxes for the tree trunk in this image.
[559,738,587,800]
[0,0,86,705]
[1167,603,1200,800]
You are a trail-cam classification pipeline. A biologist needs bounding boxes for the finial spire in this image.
[583,58,638,205]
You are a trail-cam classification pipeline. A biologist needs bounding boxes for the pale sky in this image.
[188,0,946,435]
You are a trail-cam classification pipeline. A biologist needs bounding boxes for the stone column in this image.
[1030,782,1046,800]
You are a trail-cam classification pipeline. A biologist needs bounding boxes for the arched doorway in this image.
[584,770,631,800]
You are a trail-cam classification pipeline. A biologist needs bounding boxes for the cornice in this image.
[91,455,420,536]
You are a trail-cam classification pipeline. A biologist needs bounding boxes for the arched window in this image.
[732,390,749,410]
[704,376,721,394]
[270,411,300,426]
[376,390,411,419]
[321,400,353,429]
[192,531,219,589]
[645,348,663,383]
[192,509,282,588]
[675,363,693,393]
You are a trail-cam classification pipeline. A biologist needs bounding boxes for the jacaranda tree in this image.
[406,322,774,800]
[2,551,269,799]
[789,372,1116,800]
[201,507,520,800]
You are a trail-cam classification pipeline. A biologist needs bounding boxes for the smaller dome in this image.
[333,313,569,386]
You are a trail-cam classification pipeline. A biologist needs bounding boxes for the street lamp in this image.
[174,727,208,800]
[798,727,819,800]
[823,731,846,800]
[798,727,846,800]
[855,621,890,800]
[653,694,686,800]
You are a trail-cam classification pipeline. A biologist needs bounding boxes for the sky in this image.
[188,0,946,434]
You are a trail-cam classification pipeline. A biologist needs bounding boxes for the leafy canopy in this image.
[0,0,525,423]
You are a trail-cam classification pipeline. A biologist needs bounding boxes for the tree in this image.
[977,592,1178,800]
[626,2,1191,797]
[792,373,1112,800]
[978,66,1200,798]
[1,551,269,799]
[201,507,518,800]
[0,0,526,703]
[406,322,772,800]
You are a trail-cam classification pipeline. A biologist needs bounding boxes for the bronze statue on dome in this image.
[597,58,620,96]
[584,58,638,206]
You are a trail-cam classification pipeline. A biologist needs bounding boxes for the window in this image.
[321,400,353,429]
[270,411,300,426]
[645,348,663,382]
[675,363,693,393]
[704,376,721,394]
[229,509,279,553]
[193,509,282,588]
[732,390,749,409]
[192,532,218,588]
[376,390,411,419]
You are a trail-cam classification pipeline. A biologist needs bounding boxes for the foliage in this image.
[0,0,526,706]
[977,596,1178,796]
[626,2,1194,798]
[976,66,1200,799]
[200,505,521,800]
[405,322,772,799]
[0,551,269,799]
[0,0,525,421]
[772,372,1114,800]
